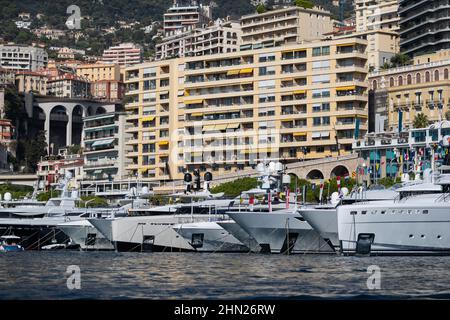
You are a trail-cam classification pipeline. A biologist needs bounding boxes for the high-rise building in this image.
[0,44,48,71]
[163,1,212,36]
[399,0,450,57]
[124,38,368,182]
[355,0,400,33]
[239,6,334,50]
[333,29,399,71]
[82,104,130,182]
[101,43,143,67]
[156,19,242,60]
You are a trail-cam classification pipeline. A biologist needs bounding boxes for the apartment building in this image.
[76,63,121,82]
[355,0,400,32]
[91,80,124,101]
[156,19,241,60]
[333,29,399,70]
[47,74,91,99]
[14,71,48,95]
[37,154,84,191]
[124,38,368,182]
[163,1,212,36]
[101,43,143,67]
[369,50,450,132]
[399,0,450,57]
[239,6,333,50]
[0,44,48,71]
[82,105,130,182]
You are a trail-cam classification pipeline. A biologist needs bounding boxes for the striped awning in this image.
[215,124,228,130]
[227,123,240,129]
[203,125,216,131]
[91,138,115,147]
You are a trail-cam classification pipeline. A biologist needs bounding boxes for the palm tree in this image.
[413,113,429,128]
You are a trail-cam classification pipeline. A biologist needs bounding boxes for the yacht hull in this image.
[173,221,250,252]
[338,199,450,255]
[217,220,261,253]
[227,211,334,254]
[58,221,114,251]
[300,208,339,250]
[89,214,215,252]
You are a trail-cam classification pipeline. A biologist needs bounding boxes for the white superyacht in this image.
[337,168,450,255]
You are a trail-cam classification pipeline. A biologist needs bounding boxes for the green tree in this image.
[67,144,82,155]
[295,0,314,9]
[211,177,258,198]
[390,53,411,67]
[256,4,267,14]
[23,130,48,172]
[413,113,429,128]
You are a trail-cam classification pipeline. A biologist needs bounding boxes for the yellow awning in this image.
[293,90,306,94]
[140,116,155,122]
[227,123,240,129]
[215,124,228,130]
[281,78,294,82]
[139,168,148,173]
[281,119,294,122]
[190,112,203,117]
[227,70,240,76]
[257,148,277,153]
[336,43,355,47]
[336,85,356,91]
[184,90,190,96]
[293,132,307,137]
[185,99,203,105]
[158,141,169,146]
[239,68,253,74]
[294,49,307,53]
[241,149,256,154]
[203,125,216,131]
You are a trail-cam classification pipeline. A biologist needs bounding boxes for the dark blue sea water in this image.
[1,251,450,300]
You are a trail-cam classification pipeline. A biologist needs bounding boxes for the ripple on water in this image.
[0,252,450,299]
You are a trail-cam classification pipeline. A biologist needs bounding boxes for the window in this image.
[398,76,403,86]
[312,60,330,70]
[389,77,394,87]
[312,47,321,56]
[416,73,421,84]
[258,53,275,62]
[407,74,412,84]
[258,80,276,89]
[350,211,357,215]
[444,69,448,80]
[312,74,330,84]
[434,70,439,81]
[313,117,321,126]
[425,71,430,82]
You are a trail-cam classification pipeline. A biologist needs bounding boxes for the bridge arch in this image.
[306,169,324,180]
[330,165,349,178]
